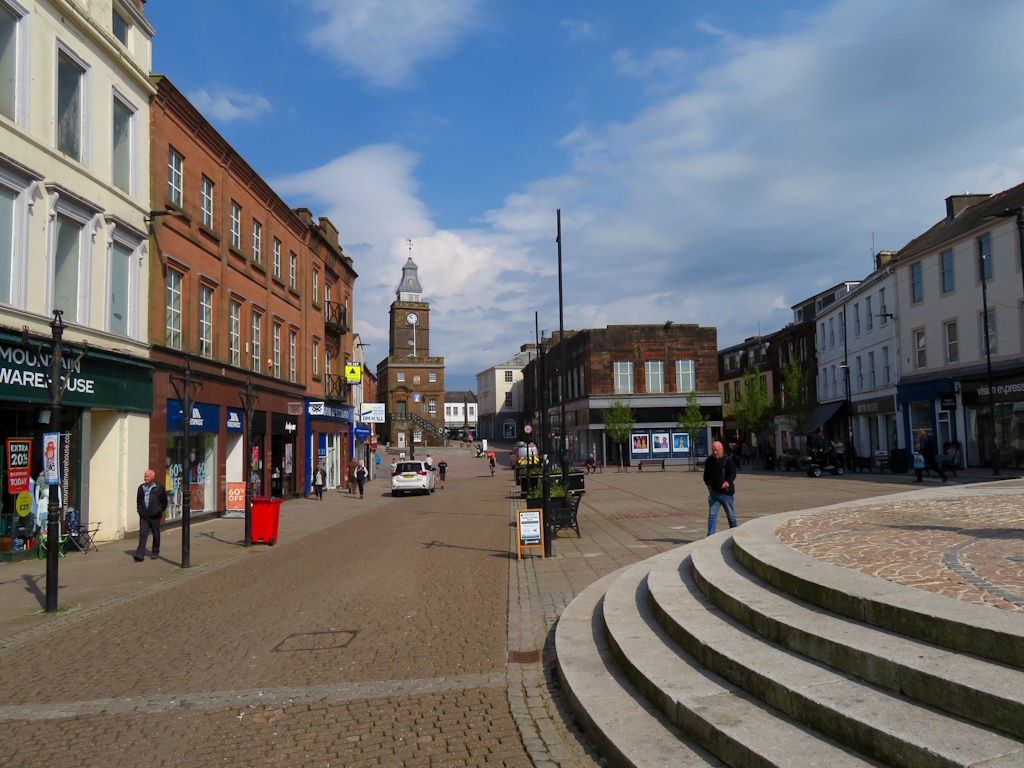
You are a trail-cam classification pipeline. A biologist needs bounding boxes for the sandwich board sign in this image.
[517,509,544,560]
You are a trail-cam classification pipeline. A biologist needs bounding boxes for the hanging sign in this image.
[345,363,361,382]
[517,509,545,560]
[6,438,31,493]
[42,432,60,485]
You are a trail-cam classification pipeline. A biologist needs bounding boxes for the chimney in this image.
[945,193,990,220]
[874,250,898,270]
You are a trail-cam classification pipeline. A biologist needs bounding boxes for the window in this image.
[819,323,825,352]
[613,361,633,394]
[200,176,214,228]
[914,329,926,369]
[429,372,437,383]
[856,357,863,390]
[312,268,319,301]
[676,359,695,392]
[879,287,888,325]
[428,398,437,416]
[504,370,513,383]
[504,392,513,407]
[645,361,664,393]
[944,321,958,363]
[831,366,837,398]
[57,50,86,162]
[312,339,319,376]
[853,304,860,335]
[828,318,834,347]
[198,285,213,358]
[54,214,85,322]
[251,312,261,372]
[0,183,18,305]
[167,147,183,206]
[734,380,741,402]
[272,238,281,278]
[251,220,261,263]
[882,346,890,385]
[230,202,240,248]
[865,296,873,331]
[108,240,131,335]
[272,323,281,377]
[983,309,997,356]
[911,262,923,303]
[111,95,134,194]
[940,249,954,293]
[839,312,845,343]
[0,4,24,122]
[288,330,296,382]
[978,234,992,281]
[229,300,241,366]
[397,372,405,382]
[112,9,130,46]
[325,349,332,376]
[724,384,730,404]
[165,269,182,349]
[289,252,297,288]
[800,337,807,361]
[868,351,876,388]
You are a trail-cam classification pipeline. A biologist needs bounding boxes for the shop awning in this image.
[808,400,845,433]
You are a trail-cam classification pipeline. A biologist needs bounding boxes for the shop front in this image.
[307,401,353,495]
[270,412,299,497]
[0,336,153,556]
[898,377,957,461]
[850,393,899,457]
[959,372,1024,470]
[165,401,220,521]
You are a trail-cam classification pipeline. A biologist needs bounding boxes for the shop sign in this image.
[360,403,386,422]
[42,433,59,484]
[353,424,371,438]
[15,491,32,517]
[854,394,896,416]
[225,408,244,433]
[226,482,246,511]
[0,342,153,411]
[940,394,957,411]
[345,363,361,382]
[976,380,1024,399]
[6,438,31,493]
[307,401,354,421]
[167,401,221,432]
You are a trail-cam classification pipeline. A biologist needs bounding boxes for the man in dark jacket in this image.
[135,469,168,561]
[914,428,947,482]
[703,440,738,536]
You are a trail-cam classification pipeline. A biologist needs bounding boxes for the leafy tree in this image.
[734,368,772,444]
[779,358,817,445]
[603,400,635,473]
[677,390,708,472]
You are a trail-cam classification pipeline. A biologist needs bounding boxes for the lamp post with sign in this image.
[169,358,202,568]
[239,377,259,546]
[43,311,65,612]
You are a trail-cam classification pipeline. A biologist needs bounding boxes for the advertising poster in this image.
[42,432,60,485]
[6,438,31,493]
[652,432,670,454]
[226,482,246,511]
[672,432,691,456]
[630,431,650,459]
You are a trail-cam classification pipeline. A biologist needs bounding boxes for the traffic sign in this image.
[523,424,533,434]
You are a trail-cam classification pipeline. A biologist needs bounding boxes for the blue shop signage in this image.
[167,401,221,432]
[225,408,244,433]
[353,424,371,438]
[307,400,354,421]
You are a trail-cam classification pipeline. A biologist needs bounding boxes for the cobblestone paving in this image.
[777,489,1024,610]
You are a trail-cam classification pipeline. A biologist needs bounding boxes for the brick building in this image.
[522,324,721,468]
[148,76,356,516]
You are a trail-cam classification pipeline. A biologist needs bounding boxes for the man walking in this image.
[914,428,947,482]
[703,440,738,536]
[135,469,168,561]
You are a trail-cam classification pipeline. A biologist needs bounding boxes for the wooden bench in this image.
[550,493,582,538]
[637,459,665,472]
[853,456,875,473]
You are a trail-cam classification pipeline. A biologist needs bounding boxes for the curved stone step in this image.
[602,547,880,767]
[682,533,1024,740]
[645,536,1024,767]
[732,512,1024,668]
[554,568,722,767]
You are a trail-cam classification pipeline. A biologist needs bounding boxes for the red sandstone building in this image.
[148,76,356,516]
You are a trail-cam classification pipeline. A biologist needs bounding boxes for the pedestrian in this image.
[312,463,325,500]
[134,468,168,561]
[586,453,597,474]
[424,454,433,469]
[356,460,367,498]
[703,440,738,537]
[347,460,358,494]
[914,428,947,482]
[437,457,448,488]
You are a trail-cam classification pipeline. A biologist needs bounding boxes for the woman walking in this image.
[356,460,367,498]
[312,464,325,500]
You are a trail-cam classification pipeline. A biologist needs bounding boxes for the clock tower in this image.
[376,256,446,452]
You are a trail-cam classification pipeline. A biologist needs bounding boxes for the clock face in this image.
[406,312,419,325]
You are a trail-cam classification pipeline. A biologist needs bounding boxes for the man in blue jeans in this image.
[703,440,738,536]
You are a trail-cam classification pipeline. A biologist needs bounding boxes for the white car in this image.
[391,460,436,496]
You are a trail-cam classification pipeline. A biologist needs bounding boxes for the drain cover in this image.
[508,649,542,663]
[275,630,359,652]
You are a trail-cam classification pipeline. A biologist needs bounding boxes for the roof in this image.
[444,390,477,402]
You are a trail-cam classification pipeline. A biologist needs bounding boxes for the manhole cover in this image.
[508,649,542,664]
[275,630,359,652]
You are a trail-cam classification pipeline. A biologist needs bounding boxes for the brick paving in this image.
[1,448,1021,767]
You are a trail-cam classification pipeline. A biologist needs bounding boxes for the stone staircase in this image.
[555,512,1024,767]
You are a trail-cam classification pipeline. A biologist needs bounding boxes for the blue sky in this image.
[147,0,1024,391]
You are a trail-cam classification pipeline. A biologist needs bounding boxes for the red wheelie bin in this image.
[251,497,281,545]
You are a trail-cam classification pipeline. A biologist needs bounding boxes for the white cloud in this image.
[186,88,272,123]
[306,0,482,88]
[560,19,592,42]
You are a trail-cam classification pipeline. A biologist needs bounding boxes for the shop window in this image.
[165,431,218,521]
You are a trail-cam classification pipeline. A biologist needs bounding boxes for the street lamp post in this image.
[979,248,999,476]
[556,209,568,487]
[238,377,259,546]
[44,311,65,613]
[169,358,202,568]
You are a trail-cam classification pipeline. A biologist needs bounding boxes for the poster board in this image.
[517,509,544,559]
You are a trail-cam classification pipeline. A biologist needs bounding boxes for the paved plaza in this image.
[0,447,1021,766]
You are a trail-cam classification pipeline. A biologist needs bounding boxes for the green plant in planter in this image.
[527,482,567,499]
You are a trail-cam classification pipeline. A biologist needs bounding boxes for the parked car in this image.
[391,460,436,496]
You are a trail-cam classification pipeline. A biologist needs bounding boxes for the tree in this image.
[603,400,635,473]
[779,358,817,446]
[733,368,772,446]
[677,390,708,471]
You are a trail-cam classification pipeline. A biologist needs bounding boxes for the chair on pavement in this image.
[37,516,69,559]
[65,508,100,554]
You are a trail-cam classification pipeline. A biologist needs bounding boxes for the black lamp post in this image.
[238,377,259,546]
[44,310,65,613]
[979,248,999,476]
[169,358,202,568]
[556,209,568,488]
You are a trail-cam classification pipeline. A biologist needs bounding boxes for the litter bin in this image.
[251,497,281,545]
[889,448,908,474]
